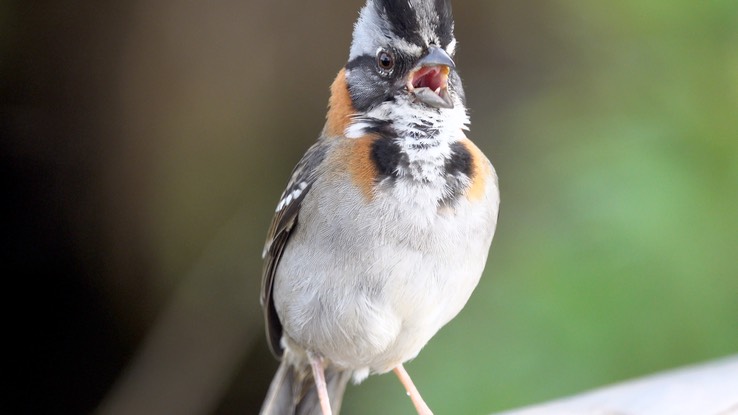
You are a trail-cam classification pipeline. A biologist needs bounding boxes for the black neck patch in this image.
[445,141,473,178]
[370,135,404,179]
[369,135,476,206]
[441,141,474,205]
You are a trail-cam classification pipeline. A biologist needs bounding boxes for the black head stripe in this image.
[373,0,454,47]
[434,0,454,46]
[375,0,423,46]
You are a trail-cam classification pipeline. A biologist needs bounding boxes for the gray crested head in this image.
[345,0,464,114]
[349,0,455,61]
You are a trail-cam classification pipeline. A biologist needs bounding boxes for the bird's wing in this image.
[261,139,330,357]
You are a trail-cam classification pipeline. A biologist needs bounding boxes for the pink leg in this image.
[393,364,434,415]
[308,353,333,415]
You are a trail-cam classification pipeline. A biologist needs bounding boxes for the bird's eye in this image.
[376,50,395,72]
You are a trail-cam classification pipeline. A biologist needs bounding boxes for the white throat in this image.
[347,95,469,183]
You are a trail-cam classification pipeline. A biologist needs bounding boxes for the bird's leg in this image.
[393,364,434,415]
[308,352,333,415]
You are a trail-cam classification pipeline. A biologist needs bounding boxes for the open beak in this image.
[406,46,455,109]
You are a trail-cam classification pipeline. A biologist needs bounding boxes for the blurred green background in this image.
[3,0,736,414]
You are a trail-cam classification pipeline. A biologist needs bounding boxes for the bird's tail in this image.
[260,358,351,415]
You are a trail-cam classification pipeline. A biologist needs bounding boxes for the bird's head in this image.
[327,0,467,140]
[346,0,463,111]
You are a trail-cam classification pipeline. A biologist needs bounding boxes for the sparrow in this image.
[259,0,499,414]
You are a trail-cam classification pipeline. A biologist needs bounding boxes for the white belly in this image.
[274,172,499,375]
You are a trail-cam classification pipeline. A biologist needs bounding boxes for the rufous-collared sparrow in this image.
[260,1,499,414]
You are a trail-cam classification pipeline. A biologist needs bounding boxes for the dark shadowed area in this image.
[2,1,736,414]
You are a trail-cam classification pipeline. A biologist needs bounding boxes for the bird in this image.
[259,0,499,414]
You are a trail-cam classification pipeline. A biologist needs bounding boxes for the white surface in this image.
[496,355,738,415]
